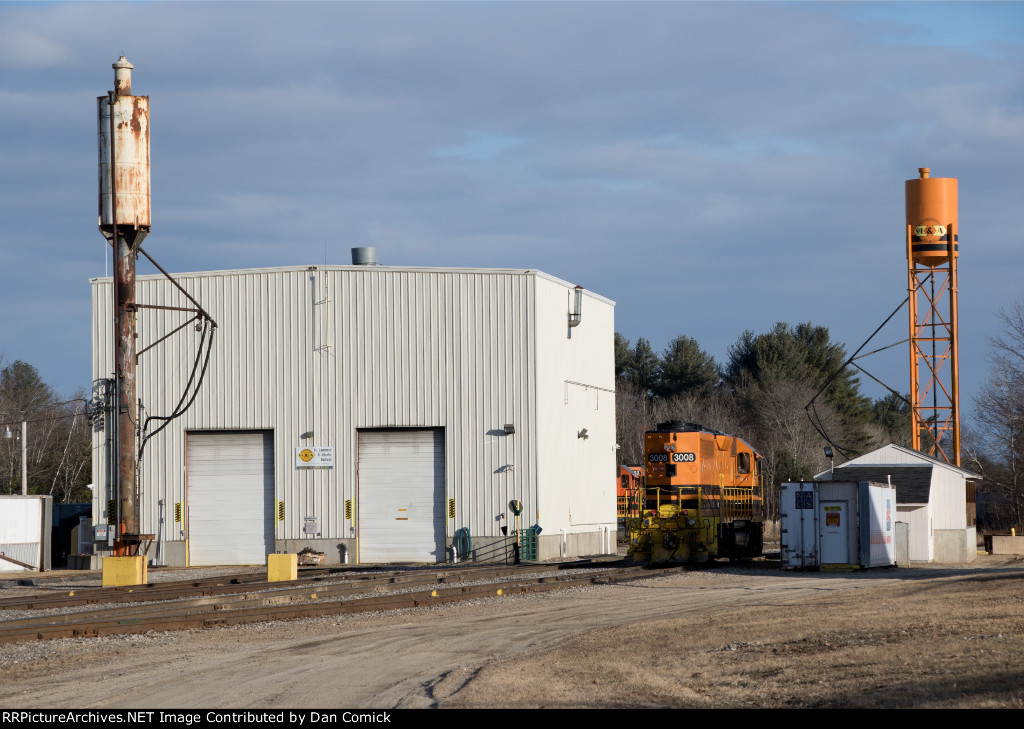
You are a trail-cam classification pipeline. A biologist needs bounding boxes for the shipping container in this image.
[780,481,896,569]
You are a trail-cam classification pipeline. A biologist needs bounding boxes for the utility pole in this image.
[20,420,26,495]
[4,420,28,494]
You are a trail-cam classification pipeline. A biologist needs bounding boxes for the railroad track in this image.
[0,561,589,610]
[0,560,659,645]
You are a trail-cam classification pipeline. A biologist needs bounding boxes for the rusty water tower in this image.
[98,55,150,551]
[905,167,960,466]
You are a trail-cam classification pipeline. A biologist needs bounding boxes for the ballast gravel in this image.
[0,538,787,674]
[0,561,697,670]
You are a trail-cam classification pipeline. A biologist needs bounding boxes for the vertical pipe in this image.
[109,90,138,546]
[108,92,120,540]
[21,421,27,495]
[156,499,164,567]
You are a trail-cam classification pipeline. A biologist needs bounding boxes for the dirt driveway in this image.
[6,559,1021,709]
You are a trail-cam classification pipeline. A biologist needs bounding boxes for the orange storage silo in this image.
[905,167,957,267]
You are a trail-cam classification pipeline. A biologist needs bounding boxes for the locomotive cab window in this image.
[737,452,751,474]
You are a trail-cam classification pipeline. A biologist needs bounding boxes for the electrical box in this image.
[94,523,109,541]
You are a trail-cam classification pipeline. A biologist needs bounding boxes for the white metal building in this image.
[817,444,979,563]
[90,263,616,566]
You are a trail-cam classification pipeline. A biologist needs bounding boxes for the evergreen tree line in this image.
[0,360,92,503]
[615,323,912,523]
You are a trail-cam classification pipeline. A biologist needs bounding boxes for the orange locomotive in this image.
[617,464,644,519]
[629,420,763,564]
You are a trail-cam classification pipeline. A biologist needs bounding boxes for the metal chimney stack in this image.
[351,246,379,266]
[98,55,151,552]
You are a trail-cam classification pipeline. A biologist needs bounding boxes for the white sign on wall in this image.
[295,446,334,469]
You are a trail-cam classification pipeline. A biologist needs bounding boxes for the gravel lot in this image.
[2,553,1021,708]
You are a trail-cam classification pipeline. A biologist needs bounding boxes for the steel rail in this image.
[0,560,623,611]
[2,567,612,628]
[0,565,559,611]
[0,565,653,645]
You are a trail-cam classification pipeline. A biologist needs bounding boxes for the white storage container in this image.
[780,481,896,569]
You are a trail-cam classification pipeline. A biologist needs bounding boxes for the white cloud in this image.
[0,28,77,68]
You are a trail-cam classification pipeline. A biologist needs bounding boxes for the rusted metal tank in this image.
[905,167,957,267]
[98,56,150,229]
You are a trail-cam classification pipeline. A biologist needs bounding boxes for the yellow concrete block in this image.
[267,553,298,582]
[102,556,147,587]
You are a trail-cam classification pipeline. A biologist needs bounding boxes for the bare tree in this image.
[742,376,842,523]
[48,393,92,502]
[615,379,657,466]
[971,302,1024,528]
[654,388,743,437]
[0,360,91,501]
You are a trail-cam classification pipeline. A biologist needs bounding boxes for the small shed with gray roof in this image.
[816,444,979,563]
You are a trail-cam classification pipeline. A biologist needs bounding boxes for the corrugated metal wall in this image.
[92,266,613,561]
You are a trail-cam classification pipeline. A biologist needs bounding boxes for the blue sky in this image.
[2,1,1023,425]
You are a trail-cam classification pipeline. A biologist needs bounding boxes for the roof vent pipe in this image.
[351,246,379,266]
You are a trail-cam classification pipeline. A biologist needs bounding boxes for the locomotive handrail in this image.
[722,487,753,520]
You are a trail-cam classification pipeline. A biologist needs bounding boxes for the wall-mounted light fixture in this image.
[578,428,589,440]
[503,423,515,435]
[301,431,314,439]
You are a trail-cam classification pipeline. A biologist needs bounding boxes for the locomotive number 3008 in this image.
[649,452,696,463]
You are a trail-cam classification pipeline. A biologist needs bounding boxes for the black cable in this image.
[852,338,910,361]
[138,320,214,463]
[803,294,911,459]
[143,319,208,431]
[806,294,909,412]
[848,362,911,407]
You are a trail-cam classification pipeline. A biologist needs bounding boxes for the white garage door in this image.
[358,429,445,563]
[187,431,275,566]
